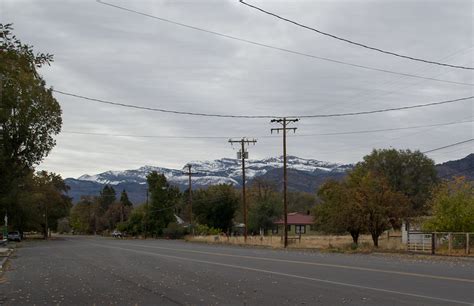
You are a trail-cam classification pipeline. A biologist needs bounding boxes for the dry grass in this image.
[187,232,404,252]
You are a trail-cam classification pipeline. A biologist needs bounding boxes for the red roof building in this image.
[273,212,315,235]
[274,212,314,225]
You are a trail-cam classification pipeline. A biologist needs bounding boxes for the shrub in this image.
[194,224,221,236]
[423,177,474,232]
[163,222,187,239]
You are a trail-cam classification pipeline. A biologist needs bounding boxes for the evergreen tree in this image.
[117,189,133,223]
[99,185,116,211]
[146,171,177,235]
[193,184,239,233]
[120,189,133,207]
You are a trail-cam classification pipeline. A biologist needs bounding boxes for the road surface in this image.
[1,236,473,305]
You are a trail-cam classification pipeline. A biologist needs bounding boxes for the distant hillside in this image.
[250,168,347,193]
[436,153,474,180]
[65,178,149,206]
[65,154,473,204]
[65,156,351,204]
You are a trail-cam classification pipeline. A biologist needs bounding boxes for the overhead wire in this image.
[295,119,473,136]
[95,0,473,86]
[298,96,473,118]
[422,138,474,154]
[52,89,473,119]
[239,0,474,70]
[423,141,474,155]
[61,119,473,139]
[333,47,474,111]
[52,89,270,118]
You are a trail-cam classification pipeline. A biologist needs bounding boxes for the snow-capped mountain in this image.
[76,156,350,187]
[65,156,353,204]
[65,154,474,204]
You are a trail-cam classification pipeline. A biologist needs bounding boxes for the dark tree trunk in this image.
[42,224,48,240]
[350,230,359,244]
[372,233,379,247]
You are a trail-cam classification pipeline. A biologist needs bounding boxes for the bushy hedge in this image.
[163,222,188,239]
[194,224,221,236]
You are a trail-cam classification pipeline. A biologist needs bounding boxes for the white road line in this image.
[108,241,474,284]
[89,242,473,305]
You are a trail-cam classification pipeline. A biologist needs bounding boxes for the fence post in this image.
[431,233,435,255]
[448,233,452,255]
[467,233,470,255]
[407,230,410,251]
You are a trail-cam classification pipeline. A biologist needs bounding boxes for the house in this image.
[273,212,316,235]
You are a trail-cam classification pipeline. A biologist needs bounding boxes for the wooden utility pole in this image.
[228,138,257,242]
[144,188,148,239]
[44,201,49,240]
[183,164,198,235]
[271,117,298,248]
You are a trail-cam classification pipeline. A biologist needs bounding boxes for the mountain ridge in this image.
[65,155,351,203]
[65,154,473,204]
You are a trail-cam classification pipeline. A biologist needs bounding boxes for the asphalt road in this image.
[1,236,473,305]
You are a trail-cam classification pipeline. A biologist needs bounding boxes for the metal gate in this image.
[407,231,432,253]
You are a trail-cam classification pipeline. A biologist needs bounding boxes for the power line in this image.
[53,89,473,119]
[299,96,473,118]
[53,89,270,118]
[61,118,473,139]
[62,131,231,139]
[422,138,474,154]
[95,0,473,86]
[239,0,474,70]
[333,47,474,112]
[298,119,473,136]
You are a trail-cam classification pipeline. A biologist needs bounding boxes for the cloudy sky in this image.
[2,0,473,178]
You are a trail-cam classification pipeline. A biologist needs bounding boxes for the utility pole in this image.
[271,117,298,248]
[182,164,198,235]
[228,138,257,242]
[44,201,49,240]
[144,188,149,239]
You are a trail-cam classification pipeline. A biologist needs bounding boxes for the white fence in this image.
[407,231,473,256]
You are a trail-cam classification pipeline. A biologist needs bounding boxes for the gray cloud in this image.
[3,0,473,177]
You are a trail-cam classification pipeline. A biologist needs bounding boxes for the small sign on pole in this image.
[237,151,249,159]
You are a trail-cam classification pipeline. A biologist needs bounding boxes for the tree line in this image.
[68,173,309,238]
[70,187,133,234]
[314,149,473,246]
